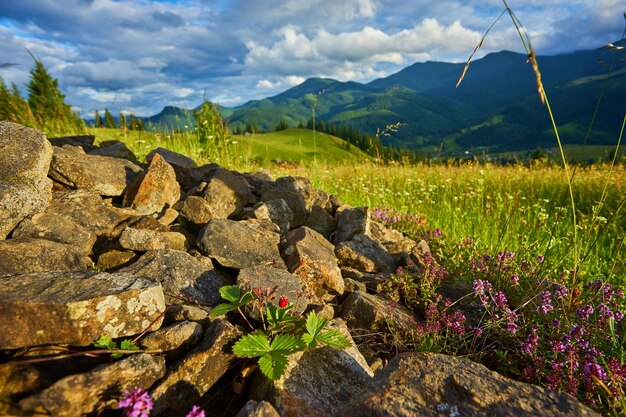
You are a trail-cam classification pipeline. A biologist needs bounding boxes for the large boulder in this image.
[0,238,93,277]
[0,271,166,349]
[49,145,142,196]
[198,219,287,270]
[0,122,53,239]
[119,249,229,306]
[343,352,600,417]
[19,353,165,417]
[123,153,181,215]
[280,227,344,301]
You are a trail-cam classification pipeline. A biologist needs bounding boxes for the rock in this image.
[0,122,53,239]
[235,400,281,417]
[11,211,97,254]
[151,319,241,416]
[343,352,600,417]
[123,153,181,215]
[333,205,370,244]
[0,271,165,349]
[200,167,257,219]
[247,199,294,234]
[119,249,229,306]
[46,189,122,235]
[96,249,139,271]
[47,134,96,151]
[335,234,396,273]
[280,227,344,301]
[198,219,287,270]
[89,140,138,162]
[252,319,373,417]
[339,291,416,333]
[158,207,179,226]
[237,265,315,319]
[343,278,367,294]
[147,147,197,190]
[304,205,337,240]
[166,304,211,327]
[49,145,142,196]
[118,227,186,251]
[139,321,203,359]
[176,195,214,230]
[0,238,93,277]
[369,221,416,261]
[19,353,165,417]
[261,176,320,228]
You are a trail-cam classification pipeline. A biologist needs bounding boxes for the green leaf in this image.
[303,311,327,348]
[233,334,271,358]
[270,334,305,354]
[120,339,139,351]
[316,330,351,350]
[210,302,239,317]
[219,285,242,303]
[94,335,116,350]
[258,351,290,380]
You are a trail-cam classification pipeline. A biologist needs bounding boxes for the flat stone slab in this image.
[0,122,53,239]
[0,271,166,349]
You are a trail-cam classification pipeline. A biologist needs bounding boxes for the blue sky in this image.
[0,0,623,117]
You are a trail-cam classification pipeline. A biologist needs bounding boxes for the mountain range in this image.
[146,39,626,155]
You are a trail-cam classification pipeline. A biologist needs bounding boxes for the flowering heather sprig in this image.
[521,328,539,354]
[117,388,153,417]
[537,291,554,314]
[185,405,206,417]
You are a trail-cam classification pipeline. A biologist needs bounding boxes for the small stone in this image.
[96,249,139,271]
[118,227,186,251]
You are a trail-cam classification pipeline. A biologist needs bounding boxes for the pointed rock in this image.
[0,271,165,349]
[0,122,53,239]
[123,153,181,215]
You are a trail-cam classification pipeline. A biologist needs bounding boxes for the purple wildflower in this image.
[432,228,443,238]
[575,305,594,320]
[186,405,206,417]
[493,291,508,309]
[521,328,539,354]
[537,291,553,314]
[117,388,153,417]
[536,255,545,263]
[510,275,520,285]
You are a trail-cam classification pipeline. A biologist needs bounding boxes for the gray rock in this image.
[89,140,138,162]
[0,238,93,277]
[335,234,396,273]
[235,400,281,417]
[200,167,257,219]
[252,319,373,417]
[176,195,215,231]
[339,291,416,333]
[49,145,142,196]
[333,205,370,244]
[139,321,203,359]
[343,352,600,417]
[248,199,294,234]
[281,227,344,301]
[0,122,53,239]
[0,271,165,349]
[369,221,416,261]
[119,249,229,305]
[261,176,320,228]
[12,211,97,254]
[147,147,197,169]
[237,265,316,319]
[46,189,122,235]
[151,319,241,416]
[47,134,96,151]
[198,219,287,270]
[304,205,337,240]
[166,304,211,327]
[118,227,186,251]
[19,353,165,417]
[123,153,181,215]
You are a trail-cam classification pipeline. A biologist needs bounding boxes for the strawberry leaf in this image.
[233,333,271,358]
[316,329,351,350]
[219,285,242,303]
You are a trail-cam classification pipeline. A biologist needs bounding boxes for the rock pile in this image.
[0,121,598,417]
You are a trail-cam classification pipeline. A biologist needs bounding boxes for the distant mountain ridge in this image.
[145,39,626,155]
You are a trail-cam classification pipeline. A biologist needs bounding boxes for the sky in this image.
[0,0,623,117]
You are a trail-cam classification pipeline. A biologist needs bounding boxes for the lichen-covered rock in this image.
[46,189,122,235]
[11,211,97,254]
[369,221,416,261]
[247,199,294,234]
[49,145,142,196]
[176,195,215,231]
[96,249,139,271]
[335,234,396,273]
[151,319,241,416]
[118,227,186,251]
[47,134,96,151]
[123,153,181,215]
[139,321,203,359]
[333,205,370,244]
[0,122,53,239]
[88,140,138,162]
[0,271,166,349]
[119,249,228,305]
[147,147,197,190]
[343,352,600,417]
[280,227,344,301]
[304,205,337,240]
[19,353,165,417]
[0,238,93,277]
[339,291,416,333]
[200,167,257,219]
[198,219,287,269]
[251,319,373,417]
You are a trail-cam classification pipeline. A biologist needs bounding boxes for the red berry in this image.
[278,296,289,308]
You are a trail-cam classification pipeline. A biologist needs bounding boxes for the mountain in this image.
[146,40,626,154]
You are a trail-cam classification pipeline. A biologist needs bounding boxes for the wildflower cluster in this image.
[371,206,427,239]
[117,388,205,417]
